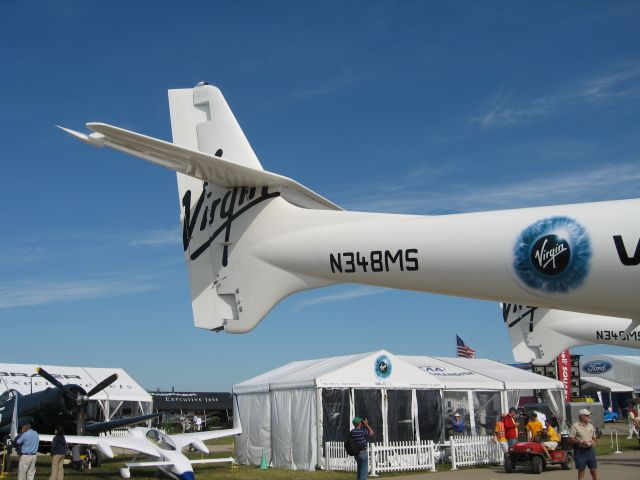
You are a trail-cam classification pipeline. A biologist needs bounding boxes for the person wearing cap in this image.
[569,408,598,480]
[539,420,561,461]
[451,412,465,435]
[526,412,544,442]
[351,416,374,480]
[494,414,508,453]
[15,423,39,480]
[504,407,519,446]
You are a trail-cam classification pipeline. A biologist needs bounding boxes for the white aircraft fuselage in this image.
[250,198,639,321]
[61,84,640,335]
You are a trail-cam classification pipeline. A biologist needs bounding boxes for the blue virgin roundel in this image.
[513,216,591,294]
[375,355,392,379]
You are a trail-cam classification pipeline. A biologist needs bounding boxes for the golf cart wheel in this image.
[561,453,574,470]
[504,455,515,473]
[531,455,543,474]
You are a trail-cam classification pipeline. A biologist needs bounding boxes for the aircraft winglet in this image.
[57,125,105,146]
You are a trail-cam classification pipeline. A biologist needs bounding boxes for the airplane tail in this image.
[501,304,582,365]
[501,303,638,365]
[166,84,340,333]
[60,83,340,333]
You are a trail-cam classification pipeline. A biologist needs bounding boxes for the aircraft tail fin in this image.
[60,84,339,334]
[501,304,584,365]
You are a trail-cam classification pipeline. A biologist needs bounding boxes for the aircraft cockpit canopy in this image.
[146,429,176,451]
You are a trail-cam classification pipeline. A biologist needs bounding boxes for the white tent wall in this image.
[235,392,271,466]
[270,388,317,470]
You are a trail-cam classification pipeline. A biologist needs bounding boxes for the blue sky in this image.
[0,1,639,391]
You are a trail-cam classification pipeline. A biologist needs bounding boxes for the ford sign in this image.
[582,360,613,374]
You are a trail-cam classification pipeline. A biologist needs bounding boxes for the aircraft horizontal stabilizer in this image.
[58,123,340,211]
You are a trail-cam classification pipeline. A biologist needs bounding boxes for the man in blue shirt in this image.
[351,416,374,480]
[15,423,39,480]
[452,412,465,435]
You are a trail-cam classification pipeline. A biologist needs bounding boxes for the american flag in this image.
[456,335,476,359]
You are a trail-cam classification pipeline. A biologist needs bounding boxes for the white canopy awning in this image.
[581,375,633,393]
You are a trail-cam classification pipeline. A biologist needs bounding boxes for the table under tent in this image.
[233,350,564,471]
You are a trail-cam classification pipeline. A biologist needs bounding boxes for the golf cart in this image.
[504,434,573,474]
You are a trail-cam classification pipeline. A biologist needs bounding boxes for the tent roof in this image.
[234,350,563,394]
[581,376,633,393]
[0,363,152,403]
[431,357,562,390]
[234,350,442,393]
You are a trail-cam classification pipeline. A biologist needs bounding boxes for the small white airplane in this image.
[40,397,241,480]
[502,303,640,365]
[60,83,640,334]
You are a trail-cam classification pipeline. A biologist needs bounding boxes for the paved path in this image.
[384,449,640,479]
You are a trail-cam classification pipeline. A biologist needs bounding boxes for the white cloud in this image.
[0,275,160,309]
[129,228,181,246]
[294,286,388,310]
[341,162,640,214]
[470,66,640,127]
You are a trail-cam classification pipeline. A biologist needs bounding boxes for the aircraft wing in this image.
[40,434,160,459]
[125,461,174,468]
[170,426,241,451]
[189,458,234,465]
[59,123,341,211]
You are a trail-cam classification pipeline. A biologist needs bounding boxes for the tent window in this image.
[321,389,350,444]
[354,389,382,442]
[387,390,414,442]
[443,391,471,438]
[416,390,443,442]
[472,391,501,436]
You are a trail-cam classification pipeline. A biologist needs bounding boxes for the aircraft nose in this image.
[178,472,194,480]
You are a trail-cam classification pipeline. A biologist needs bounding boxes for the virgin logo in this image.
[531,235,570,275]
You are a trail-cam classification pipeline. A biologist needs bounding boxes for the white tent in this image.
[0,363,152,420]
[579,355,640,391]
[233,350,563,471]
[579,355,640,409]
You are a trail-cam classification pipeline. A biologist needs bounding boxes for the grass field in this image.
[2,431,638,480]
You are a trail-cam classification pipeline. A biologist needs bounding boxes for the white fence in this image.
[449,435,504,470]
[325,441,437,475]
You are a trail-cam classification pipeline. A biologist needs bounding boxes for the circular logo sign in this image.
[374,355,392,379]
[582,360,613,375]
[513,216,591,294]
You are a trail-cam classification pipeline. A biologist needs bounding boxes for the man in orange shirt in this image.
[494,414,508,453]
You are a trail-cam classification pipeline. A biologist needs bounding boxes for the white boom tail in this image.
[502,303,640,365]
[60,84,640,335]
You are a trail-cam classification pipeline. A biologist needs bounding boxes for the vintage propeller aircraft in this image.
[60,83,639,335]
[0,368,158,438]
[40,396,242,480]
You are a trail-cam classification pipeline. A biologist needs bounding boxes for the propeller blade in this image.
[37,367,65,389]
[10,391,19,440]
[86,373,118,397]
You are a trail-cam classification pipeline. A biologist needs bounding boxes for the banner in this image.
[556,350,571,402]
